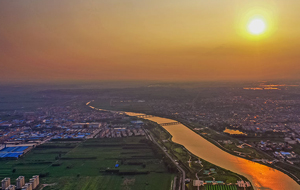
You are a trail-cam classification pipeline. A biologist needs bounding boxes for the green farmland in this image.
[205,184,237,190]
[0,137,175,190]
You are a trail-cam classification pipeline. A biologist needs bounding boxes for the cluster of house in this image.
[52,128,101,139]
[1,104,125,144]
[256,140,293,152]
[237,180,251,188]
[1,175,39,190]
[218,140,233,145]
[192,179,251,187]
[140,89,300,142]
[2,123,103,144]
[0,120,145,159]
[97,126,145,138]
[273,151,298,164]
[92,120,145,138]
[192,180,224,187]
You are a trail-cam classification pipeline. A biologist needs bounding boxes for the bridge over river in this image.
[135,114,156,118]
[159,122,181,126]
[135,114,181,126]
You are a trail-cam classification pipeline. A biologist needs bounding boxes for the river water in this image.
[125,112,300,190]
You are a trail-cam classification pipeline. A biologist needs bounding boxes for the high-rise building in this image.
[33,175,39,187]
[29,179,36,189]
[1,178,11,189]
[29,175,39,189]
[23,183,32,190]
[16,176,25,189]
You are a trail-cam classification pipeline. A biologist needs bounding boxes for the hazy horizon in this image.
[1,0,300,83]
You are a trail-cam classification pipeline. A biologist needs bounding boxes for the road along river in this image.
[124,112,300,190]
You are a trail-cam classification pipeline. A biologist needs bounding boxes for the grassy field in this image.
[0,137,174,190]
[204,184,237,190]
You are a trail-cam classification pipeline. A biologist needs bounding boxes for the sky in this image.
[1,0,300,83]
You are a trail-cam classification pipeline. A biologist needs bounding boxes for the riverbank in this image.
[125,109,300,185]
[143,119,253,190]
[137,111,300,186]
[88,101,300,190]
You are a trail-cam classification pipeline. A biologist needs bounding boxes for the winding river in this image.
[124,112,300,190]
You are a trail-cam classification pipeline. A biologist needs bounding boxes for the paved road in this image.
[195,169,203,190]
[144,129,186,190]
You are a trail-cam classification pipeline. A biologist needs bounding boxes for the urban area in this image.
[1,82,300,190]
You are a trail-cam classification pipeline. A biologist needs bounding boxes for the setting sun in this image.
[248,18,266,35]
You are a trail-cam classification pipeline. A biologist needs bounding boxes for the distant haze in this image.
[1,0,300,83]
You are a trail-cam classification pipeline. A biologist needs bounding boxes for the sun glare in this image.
[248,18,266,35]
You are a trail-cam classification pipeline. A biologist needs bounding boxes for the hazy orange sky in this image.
[1,0,300,83]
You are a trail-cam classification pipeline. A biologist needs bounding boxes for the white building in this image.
[193,180,204,186]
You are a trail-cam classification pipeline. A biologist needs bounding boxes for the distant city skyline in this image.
[1,0,300,83]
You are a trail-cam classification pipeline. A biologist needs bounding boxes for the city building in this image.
[29,179,36,189]
[16,176,25,189]
[72,123,101,129]
[193,180,204,186]
[33,175,39,186]
[1,178,10,189]
[22,183,32,190]
[5,185,16,190]
[29,175,39,189]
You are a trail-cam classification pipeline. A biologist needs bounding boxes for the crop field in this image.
[205,184,237,190]
[0,137,174,190]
